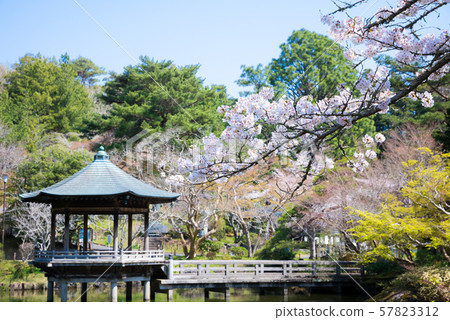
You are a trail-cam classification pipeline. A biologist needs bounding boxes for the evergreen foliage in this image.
[0,54,93,151]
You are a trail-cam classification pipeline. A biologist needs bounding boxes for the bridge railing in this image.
[34,250,165,263]
[168,260,362,279]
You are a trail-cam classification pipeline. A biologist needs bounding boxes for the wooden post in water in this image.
[111,281,118,302]
[81,283,87,302]
[167,289,173,302]
[283,288,289,302]
[47,280,54,302]
[143,280,150,302]
[60,281,68,302]
[224,287,230,302]
[81,214,88,302]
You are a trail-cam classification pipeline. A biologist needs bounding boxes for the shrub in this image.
[231,247,248,258]
[415,248,450,267]
[209,241,223,253]
[199,240,223,253]
[256,240,300,260]
[206,252,216,260]
[365,259,406,275]
[12,262,36,280]
[392,267,450,301]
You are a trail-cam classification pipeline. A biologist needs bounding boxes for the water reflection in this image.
[0,286,367,302]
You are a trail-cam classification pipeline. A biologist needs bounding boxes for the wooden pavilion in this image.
[20,146,179,302]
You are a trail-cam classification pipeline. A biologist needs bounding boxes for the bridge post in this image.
[197,263,202,276]
[336,264,341,276]
[360,265,365,276]
[204,288,209,300]
[111,281,118,302]
[167,289,173,302]
[150,289,156,302]
[126,281,132,302]
[283,288,289,302]
[143,279,150,302]
[312,262,317,277]
[224,287,230,302]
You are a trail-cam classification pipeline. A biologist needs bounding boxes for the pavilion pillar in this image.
[113,214,119,256]
[83,214,88,252]
[50,211,56,251]
[47,280,54,302]
[111,281,118,302]
[81,214,89,302]
[60,281,68,302]
[63,212,70,251]
[143,211,149,251]
[128,213,133,250]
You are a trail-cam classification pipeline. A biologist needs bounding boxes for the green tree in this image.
[0,54,93,150]
[236,64,270,97]
[15,144,92,192]
[70,56,105,86]
[349,149,450,265]
[237,29,356,102]
[434,107,450,152]
[166,85,229,145]
[328,117,377,159]
[102,57,230,139]
[373,56,449,132]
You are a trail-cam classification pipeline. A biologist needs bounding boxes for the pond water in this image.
[0,286,368,302]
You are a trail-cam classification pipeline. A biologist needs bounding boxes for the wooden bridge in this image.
[153,258,364,301]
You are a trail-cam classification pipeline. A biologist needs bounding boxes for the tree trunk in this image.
[309,232,316,260]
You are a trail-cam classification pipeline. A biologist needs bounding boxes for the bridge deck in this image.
[158,259,363,290]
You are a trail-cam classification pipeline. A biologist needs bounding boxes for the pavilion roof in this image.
[20,147,180,204]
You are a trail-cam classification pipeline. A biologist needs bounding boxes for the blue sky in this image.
[1,0,448,98]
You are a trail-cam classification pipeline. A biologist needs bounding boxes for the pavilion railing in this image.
[34,250,165,263]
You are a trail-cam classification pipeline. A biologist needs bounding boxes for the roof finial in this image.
[94,146,109,161]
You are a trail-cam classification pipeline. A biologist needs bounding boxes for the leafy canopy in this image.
[101,57,230,140]
[237,29,357,101]
[15,144,92,192]
[349,149,450,265]
[0,54,93,150]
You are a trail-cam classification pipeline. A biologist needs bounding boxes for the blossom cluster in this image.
[168,0,447,185]
[347,133,385,173]
[322,0,450,108]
